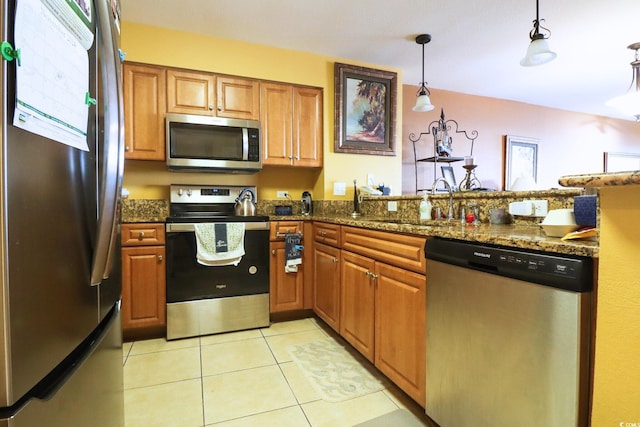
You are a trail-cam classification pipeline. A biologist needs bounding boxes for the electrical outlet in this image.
[532,199,548,217]
[276,191,289,198]
[387,201,398,212]
[333,182,346,196]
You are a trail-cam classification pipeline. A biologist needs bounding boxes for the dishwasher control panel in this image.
[425,238,593,292]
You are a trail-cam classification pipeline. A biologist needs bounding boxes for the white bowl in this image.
[541,224,580,237]
[541,209,577,226]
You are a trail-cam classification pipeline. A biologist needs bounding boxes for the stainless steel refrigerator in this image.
[0,0,125,425]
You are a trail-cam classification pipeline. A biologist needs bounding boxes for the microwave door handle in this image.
[90,0,125,286]
[242,128,249,161]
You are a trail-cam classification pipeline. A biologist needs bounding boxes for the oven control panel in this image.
[170,185,257,204]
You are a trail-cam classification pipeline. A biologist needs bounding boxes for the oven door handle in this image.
[166,222,270,232]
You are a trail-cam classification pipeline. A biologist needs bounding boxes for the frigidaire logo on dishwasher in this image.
[473,251,491,258]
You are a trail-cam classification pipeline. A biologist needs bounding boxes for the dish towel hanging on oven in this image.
[193,223,245,266]
[284,232,303,273]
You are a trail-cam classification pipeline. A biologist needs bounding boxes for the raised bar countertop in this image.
[558,171,640,188]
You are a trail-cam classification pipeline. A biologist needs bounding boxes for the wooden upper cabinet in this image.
[167,70,260,120]
[123,63,166,160]
[293,86,323,167]
[217,76,260,120]
[261,82,294,166]
[167,69,216,115]
[261,82,323,168]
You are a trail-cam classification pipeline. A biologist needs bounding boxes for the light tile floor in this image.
[123,317,439,427]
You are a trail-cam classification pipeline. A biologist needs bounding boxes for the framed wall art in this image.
[503,135,538,190]
[334,62,397,156]
[603,152,640,172]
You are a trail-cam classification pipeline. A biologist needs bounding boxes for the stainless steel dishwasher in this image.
[424,238,593,427]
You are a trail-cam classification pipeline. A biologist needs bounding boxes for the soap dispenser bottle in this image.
[419,193,432,220]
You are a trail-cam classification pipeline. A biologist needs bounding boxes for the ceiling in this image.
[121,0,640,121]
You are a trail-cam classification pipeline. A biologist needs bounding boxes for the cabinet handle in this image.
[365,271,371,277]
[138,231,145,240]
[332,258,338,263]
[370,273,378,280]
[317,231,326,236]
[208,105,214,110]
[272,249,276,255]
[295,155,300,160]
[288,155,293,159]
[125,145,130,152]
[217,105,222,111]
[158,255,163,262]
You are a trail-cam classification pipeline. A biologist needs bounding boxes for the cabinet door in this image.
[269,241,304,312]
[374,262,426,405]
[260,82,293,166]
[217,76,260,120]
[167,69,216,115]
[123,63,166,160]
[293,86,323,167]
[121,245,166,332]
[341,251,375,362]
[313,242,341,332]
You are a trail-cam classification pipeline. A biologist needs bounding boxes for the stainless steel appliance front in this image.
[425,238,592,427]
[165,113,261,173]
[165,185,270,340]
[165,221,270,340]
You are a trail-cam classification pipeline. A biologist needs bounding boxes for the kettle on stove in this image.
[301,191,312,215]
[234,188,256,216]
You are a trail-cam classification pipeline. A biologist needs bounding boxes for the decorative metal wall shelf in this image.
[409,109,478,194]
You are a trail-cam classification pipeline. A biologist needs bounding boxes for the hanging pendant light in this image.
[520,0,556,67]
[606,42,640,121]
[413,34,435,112]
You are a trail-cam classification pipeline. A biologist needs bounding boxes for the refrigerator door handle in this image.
[90,0,124,286]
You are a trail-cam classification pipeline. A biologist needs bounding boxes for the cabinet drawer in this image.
[270,221,303,241]
[313,222,341,247]
[121,223,166,246]
[341,226,426,274]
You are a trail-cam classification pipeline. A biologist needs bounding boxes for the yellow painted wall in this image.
[591,185,640,426]
[120,22,403,200]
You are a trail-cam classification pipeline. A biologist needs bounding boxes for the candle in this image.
[464,156,474,166]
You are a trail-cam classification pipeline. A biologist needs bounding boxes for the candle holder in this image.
[460,164,482,191]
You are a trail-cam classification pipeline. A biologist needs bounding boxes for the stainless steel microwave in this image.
[165,113,262,173]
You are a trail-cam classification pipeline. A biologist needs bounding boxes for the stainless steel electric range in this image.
[165,184,270,340]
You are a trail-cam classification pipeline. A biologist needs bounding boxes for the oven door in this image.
[165,221,270,303]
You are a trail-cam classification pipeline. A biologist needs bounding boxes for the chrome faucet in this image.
[431,177,454,220]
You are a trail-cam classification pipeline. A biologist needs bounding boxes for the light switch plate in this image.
[333,182,346,196]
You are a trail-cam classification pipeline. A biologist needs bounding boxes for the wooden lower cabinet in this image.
[312,223,427,405]
[121,245,166,335]
[313,242,341,332]
[374,261,426,405]
[340,251,375,362]
[269,240,304,312]
[269,221,305,313]
[121,223,166,339]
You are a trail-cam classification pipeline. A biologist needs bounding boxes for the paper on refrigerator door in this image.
[12,0,95,151]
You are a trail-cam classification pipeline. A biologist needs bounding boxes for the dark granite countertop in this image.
[272,215,598,258]
[122,199,598,258]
